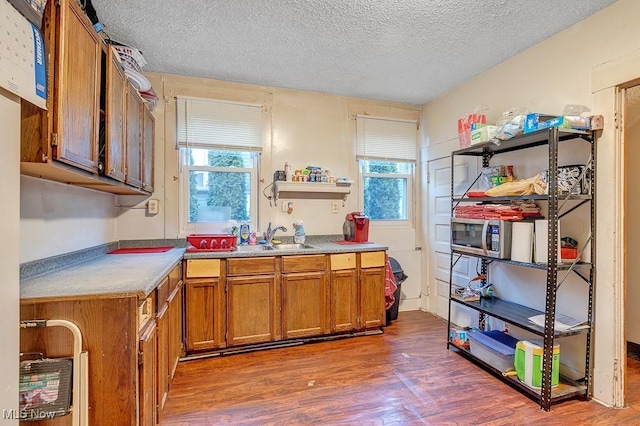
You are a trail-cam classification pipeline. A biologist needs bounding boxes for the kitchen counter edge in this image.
[20,243,388,301]
[182,242,388,259]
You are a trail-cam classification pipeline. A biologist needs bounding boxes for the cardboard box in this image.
[523,113,569,133]
[470,125,498,145]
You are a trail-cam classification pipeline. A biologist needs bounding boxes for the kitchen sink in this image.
[235,243,317,251]
[270,243,317,250]
[236,245,273,252]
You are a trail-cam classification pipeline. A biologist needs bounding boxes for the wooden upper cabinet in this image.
[104,46,127,182]
[53,0,101,173]
[126,87,143,188]
[142,105,155,193]
[19,0,151,195]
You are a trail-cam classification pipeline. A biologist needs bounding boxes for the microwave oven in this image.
[451,218,512,259]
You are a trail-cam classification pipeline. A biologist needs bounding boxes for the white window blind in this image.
[356,116,417,162]
[176,97,264,151]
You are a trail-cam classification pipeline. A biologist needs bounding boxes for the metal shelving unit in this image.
[446,127,597,411]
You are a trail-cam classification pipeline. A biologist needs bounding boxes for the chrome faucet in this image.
[264,222,287,244]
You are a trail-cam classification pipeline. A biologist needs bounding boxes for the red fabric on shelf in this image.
[384,254,398,310]
[108,247,173,254]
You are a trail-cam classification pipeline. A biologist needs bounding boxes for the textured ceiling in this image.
[90,0,617,105]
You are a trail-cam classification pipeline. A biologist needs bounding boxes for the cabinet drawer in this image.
[186,259,221,278]
[330,253,356,271]
[138,294,156,332]
[227,257,276,276]
[156,277,170,309]
[282,255,326,273]
[168,262,183,293]
[360,251,385,268]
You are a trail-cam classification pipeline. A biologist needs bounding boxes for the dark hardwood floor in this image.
[161,311,640,425]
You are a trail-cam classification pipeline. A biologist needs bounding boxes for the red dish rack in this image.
[186,234,238,252]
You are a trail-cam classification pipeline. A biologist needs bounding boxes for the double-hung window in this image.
[176,97,264,233]
[356,116,418,225]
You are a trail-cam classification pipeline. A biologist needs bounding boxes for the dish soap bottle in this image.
[239,223,250,245]
[293,220,306,244]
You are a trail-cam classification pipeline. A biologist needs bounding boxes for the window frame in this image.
[175,96,266,236]
[359,159,415,228]
[178,148,260,236]
[355,115,418,228]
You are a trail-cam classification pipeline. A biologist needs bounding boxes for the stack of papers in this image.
[528,313,588,332]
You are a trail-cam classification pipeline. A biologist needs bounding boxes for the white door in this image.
[427,155,479,327]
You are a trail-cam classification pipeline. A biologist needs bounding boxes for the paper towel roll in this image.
[511,222,534,263]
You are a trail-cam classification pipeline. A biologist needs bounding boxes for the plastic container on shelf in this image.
[515,340,560,388]
[468,330,518,373]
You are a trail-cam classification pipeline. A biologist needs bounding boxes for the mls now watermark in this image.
[3,408,57,420]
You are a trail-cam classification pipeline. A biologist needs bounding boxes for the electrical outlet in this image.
[281,201,288,212]
[331,201,339,213]
[147,199,159,215]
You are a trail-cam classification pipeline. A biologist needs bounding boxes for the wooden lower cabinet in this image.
[359,251,387,329]
[18,263,179,425]
[139,320,158,426]
[183,251,387,355]
[330,268,358,332]
[156,305,170,418]
[185,278,226,351]
[20,297,140,425]
[281,254,328,339]
[329,253,358,333]
[227,274,280,345]
[168,283,184,377]
[282,271,328,338]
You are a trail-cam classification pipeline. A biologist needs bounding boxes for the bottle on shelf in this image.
[285,162,292,182]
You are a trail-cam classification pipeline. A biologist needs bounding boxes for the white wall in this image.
[1,89,20,424]
[421,0,640,407]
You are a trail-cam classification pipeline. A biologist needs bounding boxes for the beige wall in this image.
[19,176,117,263]
[421,0,640,407]
[114,73,425,310]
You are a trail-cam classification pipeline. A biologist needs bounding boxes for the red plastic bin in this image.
[186,234,237,251]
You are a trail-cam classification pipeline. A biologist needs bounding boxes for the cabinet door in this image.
[227,275,280,346]
[156,305,169,418]
[282,271,328,339]
[330,269,358,333]
[53,0,101,173]
[359,267,386,329]
[104,46,127,181]
[184,279,226,351]
[139,321,157,426]
[125,87,143,188]
[142,105,155,193]
[168,284,183,378]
